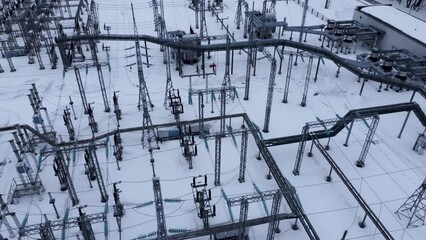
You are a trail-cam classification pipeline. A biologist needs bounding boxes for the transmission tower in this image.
[222,37,232,88]
[88,40,110,113]
[131,3,154,112]
[396,178,426,228]
[153,177,167,239]
[160,19,175,109]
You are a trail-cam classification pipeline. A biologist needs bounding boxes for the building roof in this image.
[360,5,426,45]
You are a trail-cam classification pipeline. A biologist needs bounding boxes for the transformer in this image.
[169,30,201,64]
[253,11,277,39]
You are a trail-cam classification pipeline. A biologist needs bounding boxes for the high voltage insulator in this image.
[63,106,75,141]
[87,103,98,135]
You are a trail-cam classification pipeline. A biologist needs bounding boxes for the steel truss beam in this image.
[159,213,297,240]
[55,35,426,98]
[19,212,105,236]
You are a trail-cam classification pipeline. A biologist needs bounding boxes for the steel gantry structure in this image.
[0,102,425,239]
[55,34,426,99]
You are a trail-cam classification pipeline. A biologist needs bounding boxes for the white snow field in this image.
[0,0,425,240]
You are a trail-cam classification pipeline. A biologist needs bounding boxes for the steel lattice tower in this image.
[396,178,426,228]
[153,178,167,239]
[131,4,154,112]
[199,0,208,39]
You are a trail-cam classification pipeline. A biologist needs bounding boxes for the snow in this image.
[0,0,425,240]
[360,5,426,44]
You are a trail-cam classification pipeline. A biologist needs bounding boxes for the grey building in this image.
[353,4,426,57]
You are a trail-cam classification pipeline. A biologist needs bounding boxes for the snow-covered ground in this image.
[0,0,425,239]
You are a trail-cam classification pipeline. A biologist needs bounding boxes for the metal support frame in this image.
[282,53,293,103]
[74,67,89,114]
[180,128,197,169]
[214,135,222,186]
[53,150,79,206]
[266,192,282,240]
[63,107,75,141]
[395,178,426,228]
[244,28,253,101]
[238,198,249,240]
[355,115,380,168]
[198,92,205,137]
[39,216,55,240]
[263,58,277,133]
[86,146,108,202]
[153,177,167,239]
[191,175,216,229]
[87,104,98,135]
[199,0,208,39]
[77,207,96,240]
[132,3,154,112]
[160,14,175,109]
[0,40,16,72]
[89,41,110,113]
[238,129,248,183]
[293,124,309,175]
[220,88,226,135]
[300,55,314,107]
[222,37,231,87]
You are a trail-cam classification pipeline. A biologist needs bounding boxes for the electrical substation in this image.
[0,0,426,239]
